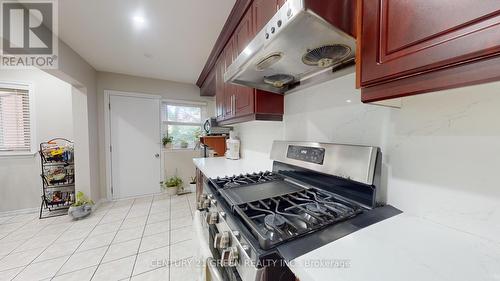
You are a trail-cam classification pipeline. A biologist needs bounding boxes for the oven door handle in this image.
[206,257,224,281]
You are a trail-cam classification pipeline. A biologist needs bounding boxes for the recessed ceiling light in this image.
[346,99,352,103]
[133,15,145,24]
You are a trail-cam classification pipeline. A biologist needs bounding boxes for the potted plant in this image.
[189,176,196,192]
[180,140,189,149]
[163,176,183,196]
[162,136,173,149]
[68,191,94,220]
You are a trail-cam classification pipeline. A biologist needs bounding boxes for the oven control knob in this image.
[208,194,214,200]
[203,199,211,209]
[214,231,231,249]
[210,199,217,206]
[206,211,219,225]
[219,212,226,219]
[197,194,210,210]
[221,246,239,267]
[233,231,240,240]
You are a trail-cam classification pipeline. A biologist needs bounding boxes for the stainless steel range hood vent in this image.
[224,0,356,94]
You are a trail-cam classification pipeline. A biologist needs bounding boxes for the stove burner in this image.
[264,214,286,230]
[305,203,327,214]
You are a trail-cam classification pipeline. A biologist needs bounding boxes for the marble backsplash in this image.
[232,73,500,245]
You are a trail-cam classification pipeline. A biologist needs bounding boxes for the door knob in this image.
[154,153,160,158]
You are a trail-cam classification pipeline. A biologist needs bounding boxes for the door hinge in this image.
[111,186,114,194]
[110,145,112,152]
[108,102,111,110]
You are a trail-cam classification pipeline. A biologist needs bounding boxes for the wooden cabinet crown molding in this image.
[196,0,253,88]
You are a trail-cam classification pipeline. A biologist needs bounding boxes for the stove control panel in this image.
[287,145,325,165]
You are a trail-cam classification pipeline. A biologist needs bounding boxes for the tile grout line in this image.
[49,201,119,280]
[0,215,45,261]
[88,199,137,280]
[9,219,78,280]
[128,196,155,279]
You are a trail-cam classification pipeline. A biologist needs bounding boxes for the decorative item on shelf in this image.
[188,176,196,193]
[39,138,75,219]
[68,191,95,220]
[180,140,189,149]
[162,175,183,196]
[162,136,173,149]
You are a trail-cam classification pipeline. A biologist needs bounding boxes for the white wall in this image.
[232,73,500,244]
[96,72,214,199]
[164,150,203,190]
[46,39,99,203]
[0,68,72,213]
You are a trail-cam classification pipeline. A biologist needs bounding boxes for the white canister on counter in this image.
[225,131,240,160]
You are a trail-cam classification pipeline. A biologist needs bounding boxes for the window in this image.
[0,82,35,155]
[161,101,205,149]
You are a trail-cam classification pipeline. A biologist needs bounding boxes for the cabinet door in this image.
[234,6,254,55]
[234,86,254,117]
[215,56,225,120]
[223,40,235,118]
[253,0,278,33]
[360,0,500,86]
[277,0,286,9]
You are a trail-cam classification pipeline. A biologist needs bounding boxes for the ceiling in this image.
[58,0,235,84]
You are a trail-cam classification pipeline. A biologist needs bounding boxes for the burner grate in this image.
[210,171,282,190]
[235,188,363,250]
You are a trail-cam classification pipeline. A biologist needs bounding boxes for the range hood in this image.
[224,0,357,94]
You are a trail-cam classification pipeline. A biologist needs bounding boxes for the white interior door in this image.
[110,94,161,199]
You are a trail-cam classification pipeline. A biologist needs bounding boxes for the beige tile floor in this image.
[0,193,200,281]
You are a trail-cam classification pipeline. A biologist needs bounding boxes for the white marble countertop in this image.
[193,156,273,178]
[289,213,500,281]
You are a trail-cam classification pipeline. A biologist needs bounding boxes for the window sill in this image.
[0,151,37,158]
[162,148,201,153]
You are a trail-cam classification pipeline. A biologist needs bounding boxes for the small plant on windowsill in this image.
[180,140,189,149]
[162,136,173,149]
[162,176,183,196]
[68,191,95,220]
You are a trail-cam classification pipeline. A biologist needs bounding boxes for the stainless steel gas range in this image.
[196,141,402,281]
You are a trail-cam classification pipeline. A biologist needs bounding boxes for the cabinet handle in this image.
[233,94,236,114]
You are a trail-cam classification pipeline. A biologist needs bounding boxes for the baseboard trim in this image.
[0,207,38,218]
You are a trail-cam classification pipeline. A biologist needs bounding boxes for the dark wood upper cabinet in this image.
[359,0,500,102]
[277,0,286,9]
[202,0,284,125]
[234,6,255,55]
[252,0,278,34]
[223,41,235,119]
[215,56,225,120]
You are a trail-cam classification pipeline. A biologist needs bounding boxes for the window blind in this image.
[0,87,32,152]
